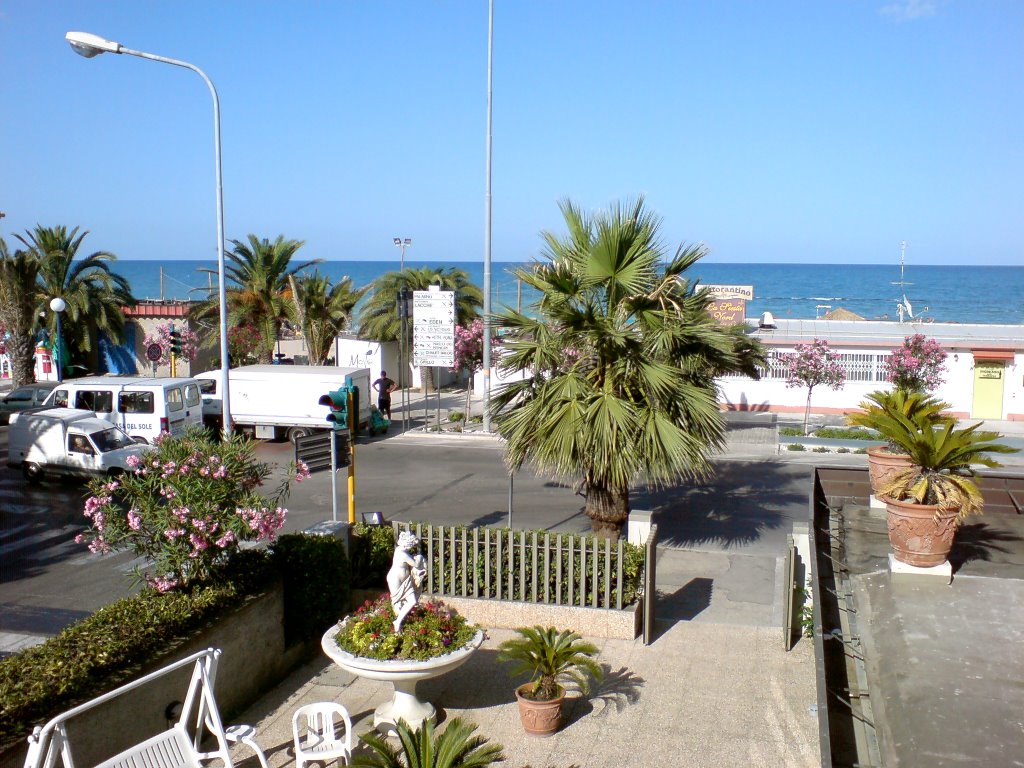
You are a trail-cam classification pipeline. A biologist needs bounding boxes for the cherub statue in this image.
[387,531,427,633]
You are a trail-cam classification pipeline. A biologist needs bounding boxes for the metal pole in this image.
[110,45,232,439]
[54,311,62,383]
[508,472,513,527]
[347,389,356,524]
[329,432,338,523]
[482,0,494,433]
[436,367,441,429]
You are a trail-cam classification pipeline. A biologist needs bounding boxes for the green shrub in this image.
[0,550,275,747]
[779,427,804,436]
[813,446,830,453]
[813,426,880,440]
[470,415,483,423]
[787,443,807,451]
[448,411,465,422]
[836,447,850,454]
[350,523,396,588]
[854,447,868,454]
[272,533,350,645]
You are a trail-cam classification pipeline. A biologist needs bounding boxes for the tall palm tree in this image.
[0,239,42,386]
[195,234,320,364]
[359,266,482,392]
[288,271,368,365]
[15,225,135,374]
[490,198,765,538]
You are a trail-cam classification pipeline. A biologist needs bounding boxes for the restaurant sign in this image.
[704,285,754,324]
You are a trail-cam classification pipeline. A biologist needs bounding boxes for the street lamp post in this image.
[49,298,66,383]
[393,237,412,272]
[65,30,233,438]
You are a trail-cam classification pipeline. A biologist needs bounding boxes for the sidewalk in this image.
[229,592,819,768]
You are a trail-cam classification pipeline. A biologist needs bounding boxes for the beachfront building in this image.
[719,319,1024,422]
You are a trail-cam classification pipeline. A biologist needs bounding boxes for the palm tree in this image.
[288,271,368,365]
[359,267,483,392]
[351,717,504,768]
[195,234,320,364]
[0,239,43,386]
[490,198,765,538]
[15,225,135,374]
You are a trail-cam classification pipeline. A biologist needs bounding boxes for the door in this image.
[972,361,1005,419]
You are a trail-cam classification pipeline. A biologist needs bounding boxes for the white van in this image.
[42,377,204,443]
[8,408,150,483]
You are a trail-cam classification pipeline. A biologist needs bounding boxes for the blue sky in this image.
[3,1,1022,265]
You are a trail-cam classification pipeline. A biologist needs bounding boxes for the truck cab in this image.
[7,408,150,483]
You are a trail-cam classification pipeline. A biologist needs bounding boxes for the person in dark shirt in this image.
[372,371,396,419]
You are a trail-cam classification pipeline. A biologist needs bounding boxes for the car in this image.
[0,382,60,425]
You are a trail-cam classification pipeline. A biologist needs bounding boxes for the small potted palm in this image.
[846,389,952,496]
[497,626,602,737]
[352,717,504,768]
[878,421,1017,566]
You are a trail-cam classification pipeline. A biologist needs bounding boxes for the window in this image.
[184,383,201,407]
[167,387,184,412]
[52,390,68,407]
[119,391,155,414]
[93,427,134,452]
[75,390,113,413]
[6,388,33,403]
[197,378,217,395]
[68,434,94,455]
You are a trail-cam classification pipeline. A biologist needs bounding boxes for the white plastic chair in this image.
[292,702,353,768]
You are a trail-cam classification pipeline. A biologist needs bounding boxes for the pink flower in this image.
[127,509,142,531]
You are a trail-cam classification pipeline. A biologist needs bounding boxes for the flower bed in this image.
[333,594,478,661]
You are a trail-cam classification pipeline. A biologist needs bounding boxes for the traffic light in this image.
[169,329,182,356]
[319,387,350,431]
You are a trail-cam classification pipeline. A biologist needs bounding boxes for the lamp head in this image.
[404,238,412,246]
[393,238,401,246]
[50,297,67,313]
[65,31,122,58]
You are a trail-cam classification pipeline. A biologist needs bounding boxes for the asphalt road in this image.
[0,420,820,654]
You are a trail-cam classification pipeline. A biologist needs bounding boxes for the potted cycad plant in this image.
[878,421,1017,566]
[846,389,952,496]
[352,717,504,768]
[496,626,602,737]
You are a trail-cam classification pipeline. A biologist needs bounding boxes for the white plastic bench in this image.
[24,649,234,768]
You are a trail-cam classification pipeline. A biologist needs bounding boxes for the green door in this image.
[971,361,1005,419]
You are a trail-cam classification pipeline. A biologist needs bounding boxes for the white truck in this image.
[193,365,372,442]
[7,408,150,483]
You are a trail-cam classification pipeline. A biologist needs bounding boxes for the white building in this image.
[719,318,1023,422]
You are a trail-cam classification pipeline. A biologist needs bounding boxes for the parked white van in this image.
[8,408,150,483]
[42,377,204,443]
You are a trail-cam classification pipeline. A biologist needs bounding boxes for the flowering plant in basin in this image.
[334,593,479,662]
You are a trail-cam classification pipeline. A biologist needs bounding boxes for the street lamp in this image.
[393,237,412,272]
[65,30,232,438]
[49,298,66,383]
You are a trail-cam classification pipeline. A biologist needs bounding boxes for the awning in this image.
[971,349,1015,361]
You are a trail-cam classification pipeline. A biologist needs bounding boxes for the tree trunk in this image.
[803,387,813,435]
[420,365,435,394]
[8,331,37,386]
[584,483,630,540]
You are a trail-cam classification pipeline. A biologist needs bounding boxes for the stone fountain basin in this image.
[321,623,484,732]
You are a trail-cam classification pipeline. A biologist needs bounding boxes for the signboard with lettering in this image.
[413,290,455,367]
[704,285,753,324]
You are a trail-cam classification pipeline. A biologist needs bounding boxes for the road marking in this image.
[0,526,77,559]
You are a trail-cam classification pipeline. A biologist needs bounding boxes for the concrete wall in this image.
[1,584,310,768]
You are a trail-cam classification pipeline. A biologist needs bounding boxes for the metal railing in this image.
[392,521,642,611]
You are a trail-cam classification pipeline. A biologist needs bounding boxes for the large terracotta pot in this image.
[884,496,960,567]
[867,445,914,495]
[514,683,565,737]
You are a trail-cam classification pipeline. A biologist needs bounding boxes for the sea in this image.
[111,260,1024,326]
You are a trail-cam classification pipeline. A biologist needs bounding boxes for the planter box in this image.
[1,582,315,768]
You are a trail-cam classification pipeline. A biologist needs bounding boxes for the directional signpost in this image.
[413,290,455,429]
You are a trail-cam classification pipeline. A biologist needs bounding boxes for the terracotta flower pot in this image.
[514,683,564,737]
[884,496,960,567]
[866,445,914,496]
